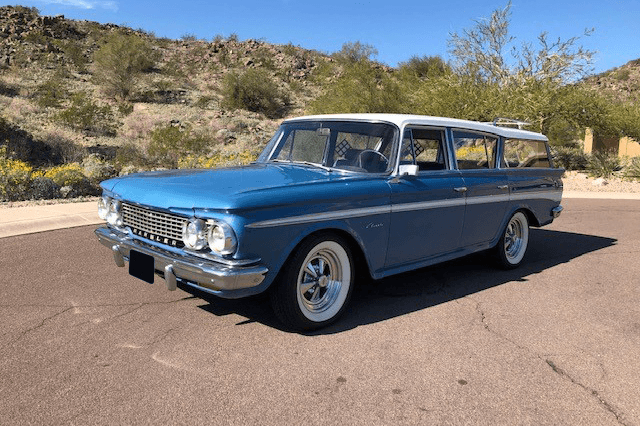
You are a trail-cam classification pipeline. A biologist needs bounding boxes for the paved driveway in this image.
[0,198,638,425]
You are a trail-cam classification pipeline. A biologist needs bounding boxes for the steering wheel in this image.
[357,149,388,172]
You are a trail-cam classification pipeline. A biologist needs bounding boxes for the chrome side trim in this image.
[245,189,563,229]
[246,205,391,229]
[511,189,562,203]
[391,198,464,212]
[466,194,510,205]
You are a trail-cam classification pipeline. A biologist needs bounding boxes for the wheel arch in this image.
[274,227,373,286]
[508,204,541,228]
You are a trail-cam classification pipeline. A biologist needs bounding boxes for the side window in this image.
[503,139,551,168]
[399,128,447,171]
[332,132,391,173]
[453,131,498,170]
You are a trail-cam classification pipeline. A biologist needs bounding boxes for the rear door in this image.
[452,130,509,248]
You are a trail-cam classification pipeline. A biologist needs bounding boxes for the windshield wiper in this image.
[295,161,333,172]
[268,159,333,172]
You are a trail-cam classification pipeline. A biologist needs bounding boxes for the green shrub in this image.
[254,46,276,70]
[115,143,150,170]
[43,133,87,164]
[310,61,406,114]
[117,102,134,116]
[29,176,60,200]
[147,124,210,168]
[0,148,33,201]
[82,154,116,184]
[333,41,378,64]
[615,69,631,81]
[221,69,290,119]
[552,146,589,170]
[623,157,640,180]
[398,55,450,79]
[35,73,69,108]
[587,151,623,178]
[13,5,40,15]
[194,95,217,109]
[44,163,96,197]
[56,92,116,136]
[58,40,89,72]
[93,31,160,100]
[24,30,48,46]
[177,151,257,169]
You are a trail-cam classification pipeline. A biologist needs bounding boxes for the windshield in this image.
[257,120,398,173]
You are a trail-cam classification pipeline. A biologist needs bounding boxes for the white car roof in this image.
[285,113,548,142]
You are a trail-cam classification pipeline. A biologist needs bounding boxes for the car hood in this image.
[101,163,356,211]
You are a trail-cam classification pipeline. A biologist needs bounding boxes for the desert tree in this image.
[448,1,595,86]
[93,31,159,100]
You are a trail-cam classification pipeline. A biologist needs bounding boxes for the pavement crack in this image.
[468,297,530,352]
[0,296,195,310]
[545,360,629,426]
[468,297,629,426]
[149,327,177,346]
[4,306,74,348]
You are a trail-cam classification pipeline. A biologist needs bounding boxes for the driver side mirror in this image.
[398,164,419,177]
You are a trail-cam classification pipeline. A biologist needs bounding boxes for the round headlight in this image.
[183,218,208,250]
[106,199,123,227]
[208,221,237,255]
[97,196,110,220]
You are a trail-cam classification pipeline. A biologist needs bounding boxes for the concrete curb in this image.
[1,193,639,239]
[0,201,103,238]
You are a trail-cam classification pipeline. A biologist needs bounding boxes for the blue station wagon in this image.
[96,114,564,330]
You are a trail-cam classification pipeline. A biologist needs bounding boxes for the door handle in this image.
[497,185,509,190]
[454,187,468,193]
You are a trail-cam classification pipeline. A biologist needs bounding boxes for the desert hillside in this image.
[582,59,640,103]
[1,5,639,202]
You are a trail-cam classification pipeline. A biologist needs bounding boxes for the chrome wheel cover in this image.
[504,213,528,264]
[296,241,351,322]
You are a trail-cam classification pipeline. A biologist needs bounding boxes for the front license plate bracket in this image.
[129,250,155,284]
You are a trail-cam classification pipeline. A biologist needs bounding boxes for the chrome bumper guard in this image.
[95,226,268,293]
[552,205,563,218]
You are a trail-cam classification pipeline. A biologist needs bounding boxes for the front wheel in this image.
[495,211,529,269]
[270,234,354,331]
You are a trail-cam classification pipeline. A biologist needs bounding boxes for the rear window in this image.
[453,131,498,170]
[502,139,551,168]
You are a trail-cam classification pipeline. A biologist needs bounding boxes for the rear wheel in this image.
[270,234,354,331]
[495,211,529,269]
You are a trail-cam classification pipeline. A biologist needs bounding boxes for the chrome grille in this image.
[122,203,187,247]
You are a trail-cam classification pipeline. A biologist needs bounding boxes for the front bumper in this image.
[95,226,268,295]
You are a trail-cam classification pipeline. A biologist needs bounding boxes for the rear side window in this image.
[502,139,551,168]
[399,128,447,171]
[453,131,498,169]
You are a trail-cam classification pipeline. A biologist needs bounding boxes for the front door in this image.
[385,128,466,267]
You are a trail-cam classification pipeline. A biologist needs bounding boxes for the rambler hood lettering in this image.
[102,163,363,211]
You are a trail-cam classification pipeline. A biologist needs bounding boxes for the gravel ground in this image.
[562,170,640,193]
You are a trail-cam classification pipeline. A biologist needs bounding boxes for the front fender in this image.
[243,213,390,291]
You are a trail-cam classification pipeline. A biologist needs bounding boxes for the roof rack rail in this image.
[490,118,531,130]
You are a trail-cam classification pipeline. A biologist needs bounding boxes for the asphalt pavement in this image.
[0,197,639,425]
